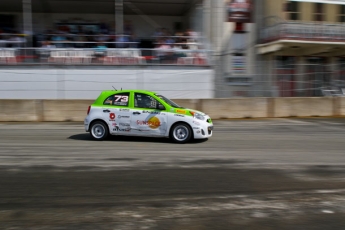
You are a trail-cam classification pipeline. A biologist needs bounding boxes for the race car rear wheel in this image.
[170,123,192,143]
[90,121,109,141]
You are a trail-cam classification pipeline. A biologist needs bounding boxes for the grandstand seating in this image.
[0,34,210,66]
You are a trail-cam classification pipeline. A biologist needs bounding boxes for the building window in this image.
[276,56,295,69]
[287,1,299,21]
[339,5,345,22]
[313,3,324,21]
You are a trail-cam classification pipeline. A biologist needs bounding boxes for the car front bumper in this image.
[192,119,213,139]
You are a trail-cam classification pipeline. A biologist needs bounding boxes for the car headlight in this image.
[194,113,205,121]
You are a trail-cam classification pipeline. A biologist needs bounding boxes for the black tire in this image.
[90,121,109,141]
[170,123,192,143]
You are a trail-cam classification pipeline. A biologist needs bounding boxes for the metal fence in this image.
[221,62,345,98]
[260,21,345,43]
[0,47,212,66]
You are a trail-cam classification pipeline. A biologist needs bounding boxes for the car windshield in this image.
[156,94,183,108]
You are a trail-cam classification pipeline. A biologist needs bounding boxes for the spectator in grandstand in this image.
[94,42,107,62]
[183,29,199,50]
[96,33,109,45]
[85,31,97,48]
[41,41,56,49]
[39,40,56,62]
[185,28,198,39]
[74,32,87,48]
[155,38,174,63]
[100,21,110,34]
[116,35,130,48]
[129,34,139,48]
[51,32,67,48]
[8,33,26,48]
[164,32,175,45]
[171,36,189,60]
[186,39,199,50]
[153,28,163,37]
[0,35,6,48]
[174,31,184,40]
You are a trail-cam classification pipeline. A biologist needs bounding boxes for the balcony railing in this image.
[260,21,345,44]
[0,48,212,66]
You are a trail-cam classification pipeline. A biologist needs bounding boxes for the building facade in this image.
[257,0,345,97]
[204,0,257,98]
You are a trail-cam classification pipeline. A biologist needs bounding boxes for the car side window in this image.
[103,93,130,106]
[134,93,164,109]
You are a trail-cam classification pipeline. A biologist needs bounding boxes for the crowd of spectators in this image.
[38,20,139,49]
[0,29,27,48]
[1,24,201,50]
[153,28,201,63]
[1,23,206,64]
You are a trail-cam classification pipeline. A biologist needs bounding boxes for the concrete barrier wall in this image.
[172,99,200,111]
[201,98,268,119]
[340,97,345,116]
[274,97,334,117]
[42,100,93,121]
[0,100,39,121]
[0,98,343,122]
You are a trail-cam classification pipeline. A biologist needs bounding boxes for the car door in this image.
[102,92,132,135]
[130,93,168,136]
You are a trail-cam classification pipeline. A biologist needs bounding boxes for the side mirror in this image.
[158,104,165,110]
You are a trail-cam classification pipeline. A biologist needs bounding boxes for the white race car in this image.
[84,90,213,143]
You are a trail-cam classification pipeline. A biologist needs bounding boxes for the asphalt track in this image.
[0,118,345,230]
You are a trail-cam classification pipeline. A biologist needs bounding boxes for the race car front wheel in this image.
[170,123,192,143]
[90,121,109,141]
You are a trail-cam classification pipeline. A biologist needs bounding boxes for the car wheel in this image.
[170,123,192,143]
[90,121,109,141]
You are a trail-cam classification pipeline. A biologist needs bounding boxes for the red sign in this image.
[109,113,116,120]
[227,0,253,23]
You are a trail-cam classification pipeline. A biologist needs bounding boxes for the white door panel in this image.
[130,109,168,136]
[103,108,132,135]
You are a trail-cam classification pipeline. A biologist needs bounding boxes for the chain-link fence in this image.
[217,61,345,98]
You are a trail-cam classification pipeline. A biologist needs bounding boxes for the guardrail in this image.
[0,47,212,66]
[260,22,345,43]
